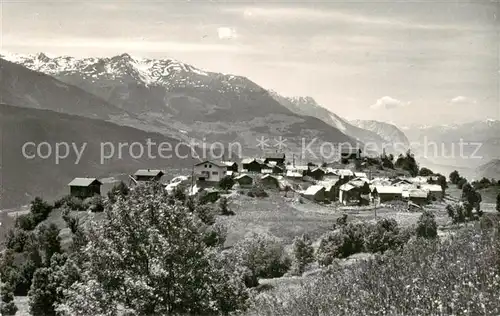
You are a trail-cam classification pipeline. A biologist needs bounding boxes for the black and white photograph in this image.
[0,0,499,315]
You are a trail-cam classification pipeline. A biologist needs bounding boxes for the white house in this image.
[421,184,444,200]
[194,160,228,182]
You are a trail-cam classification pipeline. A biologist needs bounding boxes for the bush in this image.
[364,219,404,254]
[87,195,104,213]
[15,214,37,231]
[107,181,129,203]
[0,283,18,316]
[218,197,235,216]
[30,197,54,224]
[218,176,235,191]
[247,186,268,198]
[291,234,315,275]
[5,228,32,252]
[449,170,460,184]
[55,195,86,212]
[416,211,438,239]
[419,167,434,176]
[250,229,500,316]
[233,232,291,287]
[457,178,467,189]
[316,222,367,265]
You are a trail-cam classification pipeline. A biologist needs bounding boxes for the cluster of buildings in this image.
[65,149,443,210]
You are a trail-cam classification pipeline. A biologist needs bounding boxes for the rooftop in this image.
[134,169,164,177]
[68,177,101,187]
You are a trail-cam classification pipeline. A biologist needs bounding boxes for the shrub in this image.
[291,234,315,275]
[88,195,104,213]
[247,186,268,198]
[419,167,434,176]
[233,232,291,287]
[218,197,235,216]
[416,211,438,239]
[15,214,37,231]
[364,219,403,253]
[37,224,62,264]
[218,176,235,191]
[203,222,228,248]
[316,222,367,265]
[457,178,467,189]
[449,170,460,184]
[0,283,18,316]
[56,195,86,212]
[250,229,500,316]
[5,228,31,253]
[496,193,500,213]
[107,181,129,203]
[30,197,54,224]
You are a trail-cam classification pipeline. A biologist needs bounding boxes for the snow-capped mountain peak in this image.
[0,51,211,86]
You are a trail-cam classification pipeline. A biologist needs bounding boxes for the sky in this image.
[1,0,499,126]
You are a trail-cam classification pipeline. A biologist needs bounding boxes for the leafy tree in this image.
[15,213,37,231]
[37,223,62,264]
[419,167,434,176]
[457,178,468,189]
[28,253,80,316]
[291,234,314,275]
[317,222,367,265]
[449,170,460,184]
[30,197,54,224]
[218,176,235,191]
[462,183,482,215]
[107,181,129,203]
[58,183,248,315]
[416,211,438,239]
[233,232,291,287]
[87,195,104,213]
[0,282,18,316]
[395,150,419,177]
[496,193,500,213]
[218,197,234,216]
[173,185,187,202]
[364,219,404,253]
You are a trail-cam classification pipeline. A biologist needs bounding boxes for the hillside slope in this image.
[350,119,410,149]
[0,104,197,208]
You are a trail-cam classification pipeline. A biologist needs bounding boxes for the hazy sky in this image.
[1,0,499,126]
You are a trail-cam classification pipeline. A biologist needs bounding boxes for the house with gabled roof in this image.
[303,185,326,202]
[372,186,404,202]
[260,174,280,189]
[194,160,228,182]
[402,188,429,206]
[242,158,262,173]
[234,174,253,187]
[420,184,444,200]
[133,169,164,182]
[263,152,286,165]
[68,177,102,198]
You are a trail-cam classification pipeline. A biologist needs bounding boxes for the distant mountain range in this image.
[1,52,362,158]
[269,92,409,154]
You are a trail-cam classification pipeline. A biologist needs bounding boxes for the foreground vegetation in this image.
[250,226,500,316]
